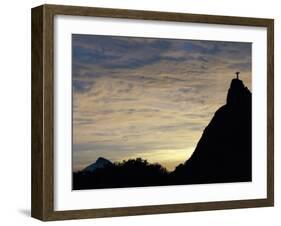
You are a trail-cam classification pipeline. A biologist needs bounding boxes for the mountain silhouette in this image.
[171,78,252,184]
[73,77,252,189]
[82,157,113,173]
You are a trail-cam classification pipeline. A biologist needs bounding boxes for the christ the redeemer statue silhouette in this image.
[235,71,240,80]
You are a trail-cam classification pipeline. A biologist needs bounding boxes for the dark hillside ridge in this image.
[171,78,252,184]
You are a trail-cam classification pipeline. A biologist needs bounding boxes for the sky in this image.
[72,34,252,172]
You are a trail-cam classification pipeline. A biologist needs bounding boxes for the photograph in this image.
[31,4,274,220]
[72,34,252,190]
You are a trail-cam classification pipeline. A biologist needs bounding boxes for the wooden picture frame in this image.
[31,4,274,221]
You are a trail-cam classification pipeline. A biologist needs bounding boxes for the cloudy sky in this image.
[72,34,252,171]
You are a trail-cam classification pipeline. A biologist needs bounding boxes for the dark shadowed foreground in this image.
[73,78,252,190]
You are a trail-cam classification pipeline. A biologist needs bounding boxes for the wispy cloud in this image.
[72,34,252,171]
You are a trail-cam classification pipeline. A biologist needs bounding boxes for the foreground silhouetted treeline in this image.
[73,158,169,189]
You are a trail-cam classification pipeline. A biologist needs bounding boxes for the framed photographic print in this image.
[31,4,274,221]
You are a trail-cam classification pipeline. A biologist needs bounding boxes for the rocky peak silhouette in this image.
[172,78,252,184]
[227,78,251,107]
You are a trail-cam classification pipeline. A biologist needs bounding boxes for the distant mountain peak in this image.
[82,157,113,173]
[96,157,110,163]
